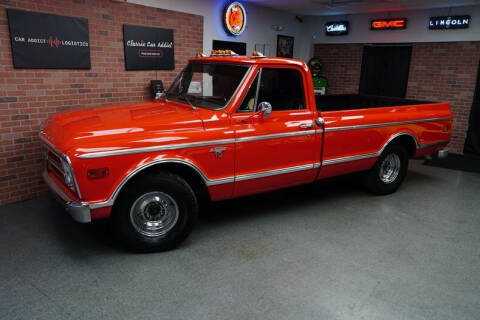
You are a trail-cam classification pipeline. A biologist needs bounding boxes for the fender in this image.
[88,158,226,209]
[380,131,419,153]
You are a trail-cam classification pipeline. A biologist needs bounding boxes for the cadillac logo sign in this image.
[224,2,247,36]
[325,21,349,36]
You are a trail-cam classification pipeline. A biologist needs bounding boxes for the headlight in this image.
[61,159,74,189]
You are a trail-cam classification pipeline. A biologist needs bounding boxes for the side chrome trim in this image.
[88,161,320,209]
[78,130,318,159]
[418,140,450,149]
[76,116,452,159]
[324,117,453,132]
[322,134,450,166]
[323,153,378,166]
[77,138,236,159]
[235,164,314,182]
[236,130,315,143]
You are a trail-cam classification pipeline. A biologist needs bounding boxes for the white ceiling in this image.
[243,0,480,16]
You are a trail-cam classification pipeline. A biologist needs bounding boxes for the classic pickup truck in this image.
[40,52,452,251]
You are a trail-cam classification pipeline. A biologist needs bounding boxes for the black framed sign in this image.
[325,21,349,36]
[429,16,470,30]
[7,9,90,69]
[123,25,174,71]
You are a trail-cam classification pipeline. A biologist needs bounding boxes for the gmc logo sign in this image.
[371,18,407,30]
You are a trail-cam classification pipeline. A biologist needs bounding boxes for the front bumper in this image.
[437,147,449,159]
[43,171,91,223]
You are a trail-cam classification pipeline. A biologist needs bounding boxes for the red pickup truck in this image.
[40,53,452,251]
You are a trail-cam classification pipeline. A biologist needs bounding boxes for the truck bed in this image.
[315,94,434,112]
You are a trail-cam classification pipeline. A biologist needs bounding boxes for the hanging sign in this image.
[224,2,247,36]
[371,18,407,30]
[325,21,349,36]
[7,9,90,69]
[123,25,174,70]
[429,16,470,30]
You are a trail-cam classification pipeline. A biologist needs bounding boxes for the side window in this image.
[237,74,259,112]
[258,68,306,111]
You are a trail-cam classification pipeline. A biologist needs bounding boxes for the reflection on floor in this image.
[1,160,479,320]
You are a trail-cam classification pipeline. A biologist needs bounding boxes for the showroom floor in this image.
[1,160,479,320]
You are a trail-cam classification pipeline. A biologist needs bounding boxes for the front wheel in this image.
[112,172,198,252]
[363,144,408,195]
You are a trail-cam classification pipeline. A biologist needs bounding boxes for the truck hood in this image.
[41,100,204,153]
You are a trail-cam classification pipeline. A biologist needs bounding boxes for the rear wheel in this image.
[113,172,198,252]
[363,144,408,195]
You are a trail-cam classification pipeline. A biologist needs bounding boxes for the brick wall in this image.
[314,42,480,154]
[0,0,203,205]
[313,44,363,95]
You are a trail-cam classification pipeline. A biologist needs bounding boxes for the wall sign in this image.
[371,18,407,30]
[325,21,349,36]
[224,2,247,36]
[123,25,174,71]
[7,9,90,69]
[429,15,470,30]
[276,35,294,58]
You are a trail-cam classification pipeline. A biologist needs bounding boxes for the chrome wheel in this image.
[129,192,179,237]
[379,153,401,184]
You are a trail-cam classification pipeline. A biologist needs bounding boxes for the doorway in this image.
[359,44,412,98]
[464,60,480,156]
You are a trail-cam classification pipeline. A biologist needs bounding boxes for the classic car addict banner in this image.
[123,25,174,70]
[7,9,90,69]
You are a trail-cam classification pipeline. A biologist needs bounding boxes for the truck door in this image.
[231,66,320,197]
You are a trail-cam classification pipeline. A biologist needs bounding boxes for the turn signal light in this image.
[251,51,265,57]
[210,49,238,56]
[87,167,109,180]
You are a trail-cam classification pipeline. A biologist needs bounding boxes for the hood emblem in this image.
[210,147,227,159]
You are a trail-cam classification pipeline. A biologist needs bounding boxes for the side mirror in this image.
[257,101,272,118]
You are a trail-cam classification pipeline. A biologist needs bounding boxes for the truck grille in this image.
[45,147,67,188]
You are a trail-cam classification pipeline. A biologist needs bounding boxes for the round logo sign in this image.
[224,2,246,36]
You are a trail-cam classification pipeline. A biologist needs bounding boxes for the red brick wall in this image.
[406,42,480,154]
[313,44,363,95]
[314,42,480,154]
[0,0,203,205]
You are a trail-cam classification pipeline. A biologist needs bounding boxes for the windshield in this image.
[165,63,249,110]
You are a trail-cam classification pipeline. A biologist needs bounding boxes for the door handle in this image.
[315,117,325,126]
[299,123,314,129]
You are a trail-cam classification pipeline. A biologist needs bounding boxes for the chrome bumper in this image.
[437,148,449,159]
[43,171,91,223]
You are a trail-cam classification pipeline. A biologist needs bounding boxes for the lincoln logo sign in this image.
[371,18,407,30]
[429,16,470,30]
[325,21,349,36]
[7,9,90,69]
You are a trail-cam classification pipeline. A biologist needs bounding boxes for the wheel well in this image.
[387,134,417,158]
[116,162,211,206]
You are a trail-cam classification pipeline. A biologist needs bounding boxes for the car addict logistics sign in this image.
[123,25,174,71]
[7,9,90,69]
